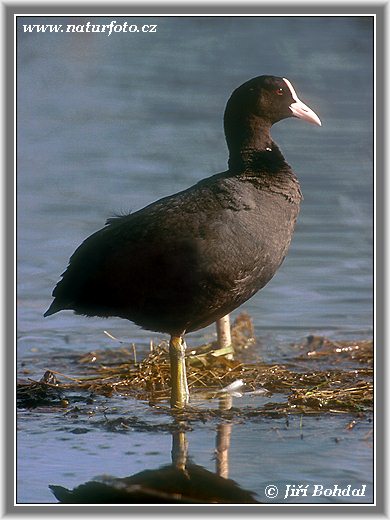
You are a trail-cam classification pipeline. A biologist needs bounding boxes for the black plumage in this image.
[45,75,321,407]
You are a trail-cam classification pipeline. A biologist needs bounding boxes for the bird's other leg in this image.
[216,314,233,359]
[169,335,189,408]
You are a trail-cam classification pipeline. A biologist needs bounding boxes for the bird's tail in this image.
[44,300,64,317]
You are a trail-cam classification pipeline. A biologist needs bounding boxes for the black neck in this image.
[228,144,287,172]
[224,112,280,171]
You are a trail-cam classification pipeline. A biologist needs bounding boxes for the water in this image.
[17,16,374,504]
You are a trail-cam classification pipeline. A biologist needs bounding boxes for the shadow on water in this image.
[49,396,258,504]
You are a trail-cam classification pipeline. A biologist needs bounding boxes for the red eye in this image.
[276,88,284,96]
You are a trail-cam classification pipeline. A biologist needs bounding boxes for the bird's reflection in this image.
[50,395,258,504]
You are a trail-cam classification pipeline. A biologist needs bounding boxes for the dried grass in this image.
[17,313,373,417]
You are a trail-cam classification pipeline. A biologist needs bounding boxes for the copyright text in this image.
[265,483,367,500]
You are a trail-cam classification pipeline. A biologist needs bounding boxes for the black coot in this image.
[45,75,321,408]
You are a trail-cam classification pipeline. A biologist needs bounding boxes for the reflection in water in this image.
[50,396,258,504]
[215,395,233,479]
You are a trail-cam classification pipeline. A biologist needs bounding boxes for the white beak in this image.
[283,78,322,127]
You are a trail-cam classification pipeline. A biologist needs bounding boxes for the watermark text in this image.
[22,20,158,36]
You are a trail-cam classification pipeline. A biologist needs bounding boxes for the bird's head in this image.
[224,75,321,128]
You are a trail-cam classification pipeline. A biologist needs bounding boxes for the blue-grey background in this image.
[17,16,373,504]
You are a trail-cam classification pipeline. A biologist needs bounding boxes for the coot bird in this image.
[45,75,321,408]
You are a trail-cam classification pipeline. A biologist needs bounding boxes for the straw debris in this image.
[17,313,373,417]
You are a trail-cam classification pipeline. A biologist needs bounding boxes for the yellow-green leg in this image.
[216,314,231,349]
[169,335,189,408]
[216,314,233,360]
